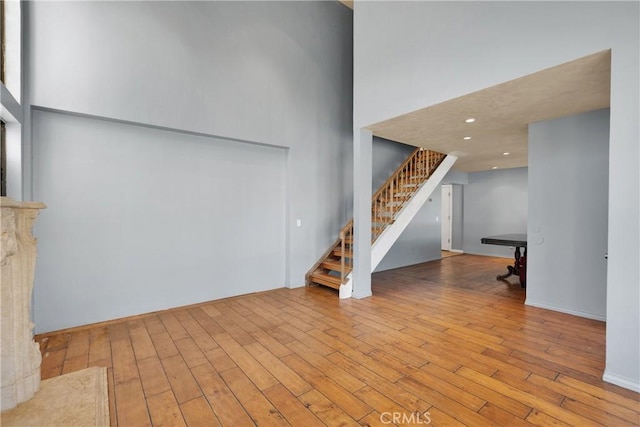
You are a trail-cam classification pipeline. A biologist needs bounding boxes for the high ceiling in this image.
[367,50,611,172]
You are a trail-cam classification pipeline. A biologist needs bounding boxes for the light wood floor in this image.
[36,254,640,427]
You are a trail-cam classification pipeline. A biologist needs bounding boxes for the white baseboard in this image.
[450,249,464,253]
[603,371,640,392]
[524,299,606,322]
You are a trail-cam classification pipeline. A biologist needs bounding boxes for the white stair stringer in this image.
[338,155,456,299]
[371,155,457,272]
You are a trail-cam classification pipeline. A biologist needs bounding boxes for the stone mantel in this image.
[1,197,46,411]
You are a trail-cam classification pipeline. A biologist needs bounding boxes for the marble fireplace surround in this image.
[1,197,46,411]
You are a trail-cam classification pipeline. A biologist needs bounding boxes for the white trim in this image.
[525,298,606,322]
[450,249,464,253]
[602,371,640,392]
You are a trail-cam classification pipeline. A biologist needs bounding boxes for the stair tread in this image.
[333,247,353,257]
[321,259,352,272]
[310,272,343,289]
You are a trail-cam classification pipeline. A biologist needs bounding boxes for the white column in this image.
[352,129,372,299]
[1,197,46,410]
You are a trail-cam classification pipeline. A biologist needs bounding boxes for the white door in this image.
[441,184,452,250]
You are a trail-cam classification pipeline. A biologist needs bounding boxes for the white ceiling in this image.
[366,50,611,172]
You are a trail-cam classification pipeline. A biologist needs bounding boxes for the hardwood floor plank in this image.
[190,363,254,427]
[396,375,499,426]
[420,362,532,418]
[213,332,278,391]
[174,336,208,369]
[188,307,226,336]
[561,396,637,426]
[359,410,399,427]
[483,348,558,380]
[250,329,292,358]
[528,373,640,424]
[326,351,431,413]
[149,330,180,360]
[282,353,372,420]
[204,347,237,373]
[179,314,220,352]
[107,368,118,427]
[298,389,361,427]
[159,312,190,341]
[219,367,290,426]
[287,341,365,393]
[40,348,66,380]
[137,356,171,398]
[491,369,566,406]
[479,402,536,427]
[244,341,312,396]
[143,315,166,336]
[64,330,89,359]
[426,407,467,427]
[61,354,88,375]
[525,409,573,426]
[180,396,221,427]
[457,367,602,427]
[160,354,203,404]
[147,389,187,427]
[114,378,151,427]
[555,374,640,410]
[111,338,139,384]
[264,384,325,427]
[128,320,158,361]
[88,328,112,367]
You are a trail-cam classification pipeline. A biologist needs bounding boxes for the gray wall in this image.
[527,109,609,320]
[462,168,528,258]
[27,1,353,332]
[33,110,286,332]
[372,137,442,272]
[353,1,639,389]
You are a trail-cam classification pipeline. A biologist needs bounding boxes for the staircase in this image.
[305,148,449,295]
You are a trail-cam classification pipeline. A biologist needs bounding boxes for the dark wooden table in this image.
[481,234,527,288]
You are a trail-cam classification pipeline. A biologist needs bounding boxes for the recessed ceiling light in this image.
[492,166,498,169]
[465,118,475,123]
[503,152,510,156]
[463,136,471,140]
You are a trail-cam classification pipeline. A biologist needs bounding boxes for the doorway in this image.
[441,184,452,251]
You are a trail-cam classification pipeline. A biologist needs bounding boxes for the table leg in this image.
[519,247,527,288]
[497,246,521,281]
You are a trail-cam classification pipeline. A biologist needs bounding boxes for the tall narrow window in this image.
[1,121,6,196]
